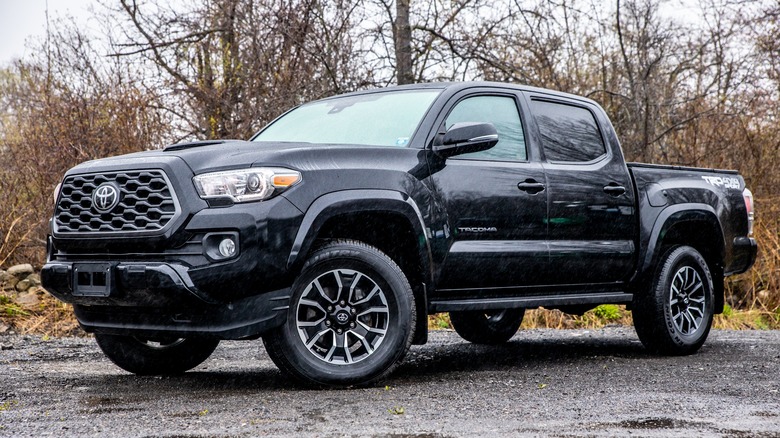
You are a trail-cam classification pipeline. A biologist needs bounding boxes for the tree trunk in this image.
[394,0,413,85]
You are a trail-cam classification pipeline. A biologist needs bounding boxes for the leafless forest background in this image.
[1,0,779,330]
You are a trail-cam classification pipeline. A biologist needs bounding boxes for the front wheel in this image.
[449,309,525,344]
[94,334,219,375]
[633,245,714,355]
[263,240,415,387]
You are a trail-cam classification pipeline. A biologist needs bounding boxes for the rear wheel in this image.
[633,245,714,355]
[94,334,219,375]
[263,240,415,387]
[449,309,525,344]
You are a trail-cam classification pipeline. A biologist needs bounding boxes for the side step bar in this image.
[429,292,633,312]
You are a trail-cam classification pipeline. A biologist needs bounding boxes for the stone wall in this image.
[1,264,45,310]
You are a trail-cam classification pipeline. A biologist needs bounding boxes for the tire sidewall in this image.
[450,309,525,344]
[280,246,413,385]
[657,248,714,349]
[95,334,218,375]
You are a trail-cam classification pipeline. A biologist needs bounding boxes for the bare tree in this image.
[111,0,371,139]
[394,0,413,84]
[0,19,171,266]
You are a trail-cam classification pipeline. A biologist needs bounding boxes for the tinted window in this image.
[445,95,527,161]
[532,100,606,162]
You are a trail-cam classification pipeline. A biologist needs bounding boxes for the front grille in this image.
[55,170,179,234]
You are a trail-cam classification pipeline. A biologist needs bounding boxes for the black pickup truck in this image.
[42,82,756,386]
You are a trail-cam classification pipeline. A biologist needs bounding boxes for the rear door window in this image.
[531,99,606,162]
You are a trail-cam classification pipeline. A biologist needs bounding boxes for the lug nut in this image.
[340,300,346,306]
[350,322,356,328]
[351,308,356,314]
[325,320,331,326]
[328,306,333,311]
[337,329,343,334]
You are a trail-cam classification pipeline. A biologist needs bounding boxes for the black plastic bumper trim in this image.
[726,236,757,276]
[42,261,216,307]
[73,287,290,340]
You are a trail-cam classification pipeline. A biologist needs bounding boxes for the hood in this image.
[160,140,284,173]
[163,140,391,174]
[69,139,412,176]
[70,140,317,175]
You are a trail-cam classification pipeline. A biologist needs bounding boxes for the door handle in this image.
[603,184,626,196]
[518,179,545,194]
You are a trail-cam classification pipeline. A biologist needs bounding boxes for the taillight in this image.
[743,187,754,237]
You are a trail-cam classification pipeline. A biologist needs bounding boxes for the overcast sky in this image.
[0,0,95,65]
[0,0,705,68]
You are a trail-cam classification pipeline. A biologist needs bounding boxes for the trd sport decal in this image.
[701,176,740,189]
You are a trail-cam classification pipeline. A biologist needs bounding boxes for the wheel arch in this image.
[287,189,433,344]
[636,204,726,313]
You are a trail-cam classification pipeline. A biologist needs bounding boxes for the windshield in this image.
[252,89,441,147]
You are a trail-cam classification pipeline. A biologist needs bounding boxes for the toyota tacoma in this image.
[42,82,757,386]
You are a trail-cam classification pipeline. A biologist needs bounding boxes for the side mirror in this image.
[433,122,499,158]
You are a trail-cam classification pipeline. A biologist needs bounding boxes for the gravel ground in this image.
[1,327,779,437]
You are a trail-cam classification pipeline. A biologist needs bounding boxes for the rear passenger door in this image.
[525,94,636,284]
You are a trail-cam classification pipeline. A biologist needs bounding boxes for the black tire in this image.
[449,309,525,344]
[263,240,415,387]
[94,334,219,375]
[633,245,715,355]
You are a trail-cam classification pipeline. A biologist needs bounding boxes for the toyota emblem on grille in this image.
[92,183,120,212]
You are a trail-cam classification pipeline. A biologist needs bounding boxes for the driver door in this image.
[430,91,549,291]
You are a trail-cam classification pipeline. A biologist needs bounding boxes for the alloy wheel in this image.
[668,266,706,335]
[295,269,390,365]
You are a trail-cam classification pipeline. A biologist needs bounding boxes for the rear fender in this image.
[634,204,726,312]
[638,204,725,278]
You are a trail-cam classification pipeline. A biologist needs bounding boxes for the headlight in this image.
[193,168,301,203]
[53,182,62,207]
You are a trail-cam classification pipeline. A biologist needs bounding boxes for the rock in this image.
[27,286,46,296]
[1,275,19,290]
[15,279,32,292]
[26,273,41,286]
[7,264,34,278]
[16,292,40,309]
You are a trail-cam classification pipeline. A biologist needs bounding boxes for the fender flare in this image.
[636,203,726,281]
[286,189,433,285]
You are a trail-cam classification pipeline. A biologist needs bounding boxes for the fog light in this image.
[202,232,240,261]
[218,238,236,258]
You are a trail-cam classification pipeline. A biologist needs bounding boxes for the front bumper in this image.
[41,260,290,339]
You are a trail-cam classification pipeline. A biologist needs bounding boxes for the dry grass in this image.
[0,290,81,337]
[726,210,780,311]
[428,304,780,332]
[427,306,634,331]
[520,306,634,330]
[713,305,780,330]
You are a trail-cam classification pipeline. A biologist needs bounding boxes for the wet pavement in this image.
[1,327,779,437]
